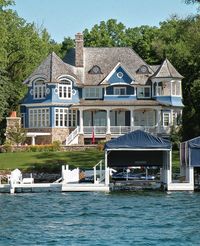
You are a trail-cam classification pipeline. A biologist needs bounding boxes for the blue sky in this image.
[12,0,197,43]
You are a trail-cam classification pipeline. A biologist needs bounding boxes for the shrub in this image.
[170,126,182,150]
[2,141,13,152]
[52,141,61,151]
[97,140,106,151]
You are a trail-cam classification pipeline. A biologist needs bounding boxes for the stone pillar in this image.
[6,116,21,129]
[75,33,84,67]
[106,134,112,141]
[78,134,84,145]
[106,109,111,134]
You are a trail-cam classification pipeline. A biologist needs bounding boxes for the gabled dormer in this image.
[100,63,136,100]
[101,62,135,85]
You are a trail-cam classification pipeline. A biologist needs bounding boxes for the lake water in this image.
[0,191,200,246]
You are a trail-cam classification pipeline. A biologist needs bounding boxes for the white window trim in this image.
[114,87,127,95]
[33,80,46,99]
[163,112,171,127]
[21,113,25,127]
[54,108,77,128]
[83,87,102,99]
[29,108,50,128]
[137,86,151,98]
[171,80,181,97]
[58,80,72,99]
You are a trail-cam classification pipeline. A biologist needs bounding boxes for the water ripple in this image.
[0,192,200,245]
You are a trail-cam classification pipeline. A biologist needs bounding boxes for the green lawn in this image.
[0,149,180,173]
[0,149,104,172]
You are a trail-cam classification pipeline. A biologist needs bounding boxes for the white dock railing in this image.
[93,160,105,184]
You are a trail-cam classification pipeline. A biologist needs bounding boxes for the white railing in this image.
[83,126,159,135]
[66,127,79,145]
[83,126,107,134]
[66,126,170,144]
[93,160,105,184]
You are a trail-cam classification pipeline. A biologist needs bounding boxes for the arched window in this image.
[58,79,72,99]
[33,80,46,99]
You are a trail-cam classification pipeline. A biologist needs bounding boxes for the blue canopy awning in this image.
[105,130,171,150]
[183,136,200,167]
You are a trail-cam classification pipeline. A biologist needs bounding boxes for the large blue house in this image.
[20,33,183,145]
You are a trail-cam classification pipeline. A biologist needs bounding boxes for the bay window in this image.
[29,108,50,128]
[55,108,77,127]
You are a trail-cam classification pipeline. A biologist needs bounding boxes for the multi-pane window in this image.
[157,86,163,96]
[137,86,151,98]
[34,80,46,99]
[172,81,181,96]
[163,112,170,127]
[55,108,77,127]
[58,81,72,99]
[114,87,126,95]
[84,87,102,98]
[173,112,177,125]
[29,108,50,128]
[21,113,25,127]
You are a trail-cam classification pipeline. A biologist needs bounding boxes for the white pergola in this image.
[26,132,51,145]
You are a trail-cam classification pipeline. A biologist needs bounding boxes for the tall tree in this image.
[83,19,127,47]
[0,0,60,143]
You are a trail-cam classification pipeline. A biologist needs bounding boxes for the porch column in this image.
[156,109,161,133]
[106,109,111,134]
[79,109,84,134]
[31,135,36,146]
[130,109,134,130]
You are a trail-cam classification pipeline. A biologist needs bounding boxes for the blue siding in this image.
[155,96,184,107]
[105,84,135,100]
[106,85,134,95]
[104,95,136,101]
[21,82,80,105]
[108,67,133,84]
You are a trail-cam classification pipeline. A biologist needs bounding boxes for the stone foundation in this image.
[106,134,112,141]
[51,128,69,144]
[26,128,52,145]
[78,134,84,145]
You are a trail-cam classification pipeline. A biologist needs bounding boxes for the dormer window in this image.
[114,87,126,95]
[33,80,46,99]
[59,79,72,99]
[88,65,102,74]
[137,65,150,74]
[117,72,124,79]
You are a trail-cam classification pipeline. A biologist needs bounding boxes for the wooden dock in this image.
[0,182,110,193]
[62,183,109,192]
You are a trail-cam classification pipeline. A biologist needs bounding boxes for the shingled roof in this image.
[151,58,183,79]
[64,47,155,86]
[72,99,169,107]
[24,52,80,85]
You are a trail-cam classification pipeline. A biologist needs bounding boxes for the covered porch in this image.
[78,106,169,137]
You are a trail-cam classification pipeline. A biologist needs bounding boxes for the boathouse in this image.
[180,136,200,189]
[104,130,172,188]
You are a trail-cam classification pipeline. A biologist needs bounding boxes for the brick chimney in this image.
[75,33,84,67]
